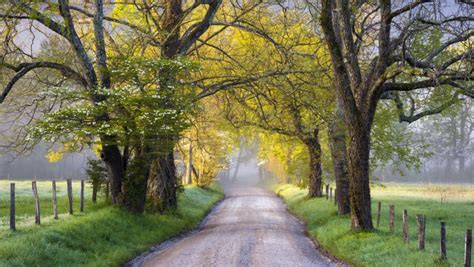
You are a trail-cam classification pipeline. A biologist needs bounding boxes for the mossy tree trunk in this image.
[328,101,350,215]
[147,152,178,212]
[305,129,323,198]
[347,123,373,229]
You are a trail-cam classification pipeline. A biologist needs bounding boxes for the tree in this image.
[187,1,351,210]
[328,99,351,213]
[0,0,198,212]
[201,5,331,197]
[1,0,261,212]
[0,0,133,208]
[318,0,472,230]
[178,97,233,187]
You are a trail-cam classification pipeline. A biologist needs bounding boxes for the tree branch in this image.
[389,0,431,20]
[392,92,460,124]
[383,75,472,93]
[0,62,87,104]
[9,0,68,39]
[196,71,310,99]
[58,0,98,88]
[178,0,223,55]
[68,5,161,46]
[93,0,111,88]
[336,0,362,88]
[320,0,359,120]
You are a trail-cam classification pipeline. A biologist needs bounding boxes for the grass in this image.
[0,180,224,267]
[0,180,104,228]
[275,183,474,267]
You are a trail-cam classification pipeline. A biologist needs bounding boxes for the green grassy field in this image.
[0,180,224,266]
[0,180,102,230]
[275,183,474,267]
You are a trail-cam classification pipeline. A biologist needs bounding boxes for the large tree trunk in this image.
[146,152,178,212]
[144,0,182,212]
[328,102,350,214]
[305,129,323,198]
[102,144,150,213]
[121,154,150,213]
[347,123,373,230]
[100,144,124,205]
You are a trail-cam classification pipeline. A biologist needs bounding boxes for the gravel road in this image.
[135,184,337,267]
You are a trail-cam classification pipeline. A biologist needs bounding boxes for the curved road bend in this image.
[138,184,337,267]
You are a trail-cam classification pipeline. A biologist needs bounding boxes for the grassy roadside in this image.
[275,183,474,267]
[0,182,224,266]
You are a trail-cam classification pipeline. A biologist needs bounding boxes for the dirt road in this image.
[135,184,337,267]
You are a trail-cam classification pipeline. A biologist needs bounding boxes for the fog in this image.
[0,145,92,180]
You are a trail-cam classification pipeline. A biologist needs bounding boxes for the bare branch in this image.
[196,70,310,99]
[392,92,460,124]
[389,0,432,20]
[0,62,87,104]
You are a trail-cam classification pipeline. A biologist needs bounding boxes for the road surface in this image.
[135,184,337,267]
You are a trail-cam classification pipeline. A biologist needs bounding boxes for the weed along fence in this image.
[321,182,473,266]
[6,179,87,231]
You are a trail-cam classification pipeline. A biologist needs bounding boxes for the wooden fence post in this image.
[32,181,40,225]
[10,183,15,231]
[325,184,329,200]
[67,179,73,215]
[389,205,395,232]
[52,180,58,220]
[440,222,447,260]
[402,209,409,243]
[334,188,337,206]
[376,202,381,228]
[330,187,333,202]
[80,179,84,212]
[416,214,426,250]
[465,229,472,267]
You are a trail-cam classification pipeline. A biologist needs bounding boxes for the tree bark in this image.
[121,157,150,213]
[143,0,183,212]
[146,152,178,212]
[100,144,124,205]
[320,0,374,230]
[144,0,221,211]
[347,123,373,230]
[328,101,350,214]
[305,129,323,198]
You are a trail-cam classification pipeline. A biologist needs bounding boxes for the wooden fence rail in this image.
[80,180,84,212]
[32,181,41,225]
[52,180,58,220]
[10,183,15,231]
[466,229,472,267]
[417,214,426,250]
[376,202,381,228]
[390,205,395,232]
[402,209,409,243]
[67,179,73,215]
[440,222,447,260]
